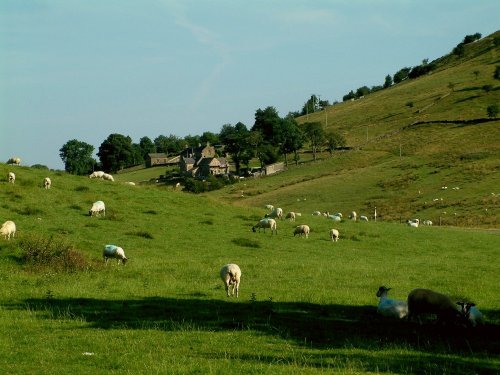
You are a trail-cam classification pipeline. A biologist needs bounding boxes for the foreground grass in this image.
[0,165,499,374]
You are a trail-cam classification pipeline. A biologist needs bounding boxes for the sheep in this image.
[360,215,369,221]
[252,218,277,234]
[1,220,16,240]
[407,288,464,325]
[376,286,408,319]
[220,263,241,298]
[456,302,484,328]
[89,201,106,217]
[422,220,433,226]
[349,211,357,221]
[43,177,51,189]
[285,212,296,221]
[329,228,339,242]
[89,171,105,179]
[328,214,342,222]
[265,204,274,211]
[103,244,128,264]
[293,224,310,238]
[102,173,114,182]
[312,211,321,216]
[8,172,15,184]
[407,219,419,228]
[124,181,136,186]
[265,207,283,220]
[7,157,21,165]
[295,213,302,217]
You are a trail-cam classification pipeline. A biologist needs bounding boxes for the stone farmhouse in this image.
[178,143,229,178]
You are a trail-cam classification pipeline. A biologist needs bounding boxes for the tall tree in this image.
[302,122,325,161]
[139,136,156,162]
[59,139,95,175]
[200,131,220,146]
[219,122,249,175]
[383,74,393,88]
[252,106,280,143]
[275,117,304,166]
[325,132,346,156]
[97,133,134,172]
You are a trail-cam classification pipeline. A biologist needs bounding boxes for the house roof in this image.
[148,153,168,158]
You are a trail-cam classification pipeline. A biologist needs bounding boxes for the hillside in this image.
[207,31,499,228]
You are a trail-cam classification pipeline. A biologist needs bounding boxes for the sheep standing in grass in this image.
[265,204,274,211]
[266,207,283,220]
[407,219,419,228]
[89,201,106,217]
[1,221,16,240]
[360,215,369,221]
[422,220,433,226]
[8,172,15,184]
[457,302,484,328]
[312,211,321,216]
[349,211,357,221]
[376,286,408,319]
[102,173,114,182]
[330,229,340,242]
[44,177,51,189]
[407,288,464,325]
[252,218,277,234]
[103,245,128,264]
[285,212,296,221]
[89,171,105,179]
[293,224,310,238]
[220,263,241,298]
[328,214,342,222]
[7,157,21,165]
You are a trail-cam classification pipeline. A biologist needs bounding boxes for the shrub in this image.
[487,104,499,118]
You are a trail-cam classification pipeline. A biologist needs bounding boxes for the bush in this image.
[487,104,499,118]
[19,234,96,273]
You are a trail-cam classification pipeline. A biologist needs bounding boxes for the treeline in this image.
[59,107,346,176]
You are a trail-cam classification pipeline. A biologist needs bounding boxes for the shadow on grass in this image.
[7,298,500,365]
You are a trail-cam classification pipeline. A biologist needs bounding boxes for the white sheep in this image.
[312,211,321,216]
[349,211,357,221]
[102,173,114,182]
[1,220,16,240]
[8,172,15,184]
[360,215,369,221]
[124,181,136,186]
[103,244,128,264]
[43,177,51,189]
[89,171,105,179]
[220,263,241,298]
[265,204,274,211]
[265,207,283,220]
[407,219,419,228]
[293,224,310,238]
[422,220,433,226]
[295,212,302,217]
[329,228,339,242]
[89,201,106,217]
[376,286,408,319]
[252,218,277,234]
[285,212,296,221]
[457,302,484,328]
[7,157,21,165]
[407,288,464,325]
[328,214,342,222]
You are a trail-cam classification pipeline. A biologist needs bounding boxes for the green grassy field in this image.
[0,164,499,374]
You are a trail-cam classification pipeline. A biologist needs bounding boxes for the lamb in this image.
[220,263,241,298]
[1,221,16,240]
[376,286,408,319]
[8,172,15,184]
[329,228,339,242]
[407,219,419,228]
[285,212,296,221]
[89,201,106,217]
[293,224,310,238]
[265,207,283,220]
[349,211,357,221]
[457,302,484,328]
[43,177,51,189]
[312,211,322,216]
[252,218,277,234]
[102,173,114,182]
[103,245,128,264]
[360,215,369,221]
[422,220,433,226]
[407,288,464,325]
[89,171,105,179]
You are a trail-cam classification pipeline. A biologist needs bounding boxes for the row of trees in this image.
[59,107,346,176]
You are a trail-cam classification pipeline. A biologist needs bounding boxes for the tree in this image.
[219,122,249,175]
[275,117,304,166]
[139,136,156,162]
[356,86,370,98]
[200,131,220,146]
[324,132,346,156]
[383,74,393,88]
[252,106,281,143]
[393,67,410,84]
[59,139,95,175]
[154,134,185,155]
[97,133,135,172]
[302,122,325,161]
[184,134,201,148]
[487,104,499,118]
[301,95,320,115]
[342,90,356,102]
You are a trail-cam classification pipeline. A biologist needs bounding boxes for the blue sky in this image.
[1,0,499,169]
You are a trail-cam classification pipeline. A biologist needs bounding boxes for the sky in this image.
[1,0,499,170]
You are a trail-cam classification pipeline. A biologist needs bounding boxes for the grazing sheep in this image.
[103,245,128,264]
[457,302,484,328]
[285,212,296,221]
[329,228,339,242]
[376,286,408,319]
[265,207,283,220]
[293,224,310,238]
[102,173,114,182]
[7,157,21,165]
[124,181,136,186]
[89,171,105,179]
[43,177,51,189]
[220,263,241,298]
[360,215,369,221]
[175,182,181,189]
[1,220,16,240]
[8,172,15,184]
[89,201,106,217]
[422,220,433,226]
[328,214,342,222]
[407,288,464,325]
[407,219,419,228]
[252,218,277,234]
[349,211,357,221]
[265,204,274,211]
[312,211,321,216]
